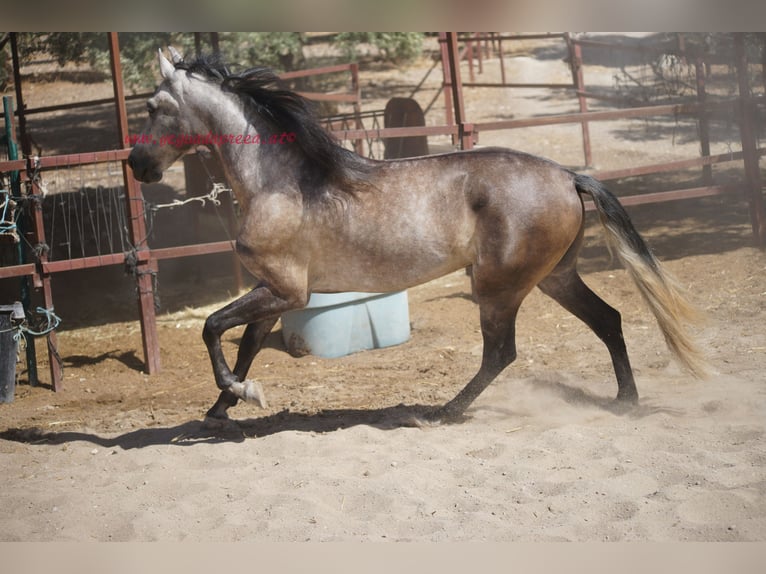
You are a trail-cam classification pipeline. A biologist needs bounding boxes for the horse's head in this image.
[128,48,200,183]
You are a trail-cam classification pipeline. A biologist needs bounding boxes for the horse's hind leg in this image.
[205,316,279,420]
[537,269,638,403]
[436,290,526,421]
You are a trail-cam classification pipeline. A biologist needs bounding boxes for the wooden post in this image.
[694,57,713,185]
[446,32,469,150]
[461,123,475,151]
[108,32,162,373]
[28,164,64,391]
[350,62,365,156]
[475,33,483,76]
[566,34,593,168]
[466,36,475,83]
[8,37,63,390]
[498,35,506,85]
[438,33,455,130]
[734,33,766,246]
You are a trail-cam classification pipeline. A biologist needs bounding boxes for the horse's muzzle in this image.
[127,148,163,183]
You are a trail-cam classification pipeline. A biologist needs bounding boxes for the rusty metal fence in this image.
[449,33,765,231]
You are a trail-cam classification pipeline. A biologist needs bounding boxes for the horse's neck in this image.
[195,93,279,203]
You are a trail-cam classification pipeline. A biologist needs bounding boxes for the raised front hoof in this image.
[230,379,268,408]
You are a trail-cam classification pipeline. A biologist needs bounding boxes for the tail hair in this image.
[574,174,708,378]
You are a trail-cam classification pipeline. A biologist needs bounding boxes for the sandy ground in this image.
[0,35,765,542]
[1,214,764,542]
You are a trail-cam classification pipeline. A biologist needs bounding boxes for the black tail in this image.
[574,174,707,377]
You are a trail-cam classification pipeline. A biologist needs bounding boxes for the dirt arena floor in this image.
[0,35,764,541]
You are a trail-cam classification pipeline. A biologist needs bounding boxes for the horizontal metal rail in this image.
[583,183,742,211]
[295,91,360,103]
[473,99,735,132]
[0,240,237,279]
[150,240,235,261]
[0,262,35,280]
[591,148,766,181]
[0,149,132,177]
[279,63,358,80]
[0,92,152,120]
[332,124,461,141]
[449,33,568,42]
[0,64,361,121]
[571,37,683,55]
[462,82,574,89]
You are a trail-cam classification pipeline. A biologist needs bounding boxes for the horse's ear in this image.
[168,45,183,65]
[158,49,175,80]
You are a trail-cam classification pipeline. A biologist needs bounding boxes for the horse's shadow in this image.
[0,403,439,450]
[0,379,682,449]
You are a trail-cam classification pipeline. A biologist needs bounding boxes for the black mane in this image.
[174,54,372,198]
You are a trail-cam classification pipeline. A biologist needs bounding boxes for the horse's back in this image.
[371,147,583,249]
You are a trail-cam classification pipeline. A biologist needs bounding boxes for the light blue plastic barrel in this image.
[281,291,410,358]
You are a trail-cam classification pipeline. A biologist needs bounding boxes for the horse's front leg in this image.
[201,283,303,420]
[205,316,280,420]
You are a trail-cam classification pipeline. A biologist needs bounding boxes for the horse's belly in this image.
[309,235,473,293]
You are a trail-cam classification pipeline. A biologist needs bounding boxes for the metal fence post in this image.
[108,32,162,374]
[566,34,593,168]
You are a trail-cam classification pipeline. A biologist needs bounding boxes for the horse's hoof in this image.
[611,395,639,415]
[405,415,442,428]
[231,379,268,408]
[428,406,470,425]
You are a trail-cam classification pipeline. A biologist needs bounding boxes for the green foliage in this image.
[228,33,306,71]
[164,33,306,72]
[334,33,424,64]
[7,31,426,93]
[15,33,173,91]
[17,32,105,67]
[12,33,306,91]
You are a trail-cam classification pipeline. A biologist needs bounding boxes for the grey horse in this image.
[128,49,705,425]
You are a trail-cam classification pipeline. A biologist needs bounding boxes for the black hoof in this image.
[611,394,639,415]
[616,390,639,405]
[203,403,233,430]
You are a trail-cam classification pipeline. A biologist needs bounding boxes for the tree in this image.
[7,32,427,93]
[334,33,424,64]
